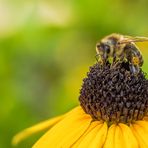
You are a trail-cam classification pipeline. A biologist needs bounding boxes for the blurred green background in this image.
[1,0,148,147]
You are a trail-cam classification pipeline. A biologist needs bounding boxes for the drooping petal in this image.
[12,106,81,146]
[33,106,92,148]
[119,123,138,148]
[130,120,148,148]
[73,121,107,148]
[12,115,64,146]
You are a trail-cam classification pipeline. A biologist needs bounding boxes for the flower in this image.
[12,62,148,148]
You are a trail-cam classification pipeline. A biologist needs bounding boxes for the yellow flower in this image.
[12,106,148,148]
[12,62,148,148]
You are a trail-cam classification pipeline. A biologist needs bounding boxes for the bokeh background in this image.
[1,0,148,147]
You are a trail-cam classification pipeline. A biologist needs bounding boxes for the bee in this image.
[96,33,148,74]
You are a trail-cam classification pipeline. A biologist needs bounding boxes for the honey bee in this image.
[96,33,148,74]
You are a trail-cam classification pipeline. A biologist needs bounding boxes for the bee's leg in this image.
[129,56,141,75]
[120,54,125,63]
[110,53,117,67]
[113,56,116,63]
[109,57,115,67]
[95,54,99,62]
[95,54,104,65]
[112,52,126,69]
[112,56,122,67]
[103,58,108,66]
[111,51,121,66]
[100,52,108,65]
[112,61,121,68]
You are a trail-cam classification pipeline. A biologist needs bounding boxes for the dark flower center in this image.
[79,62,148,125]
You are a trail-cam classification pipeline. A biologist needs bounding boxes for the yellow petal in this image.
[88,122,107,148]
[57,117,91,147]
[130,120,148,148]
[33,106,92,148]
[119,123,138,148]
[12,115,64,146]
[73,121,103,148]
[103,124,116,148]
[74,121,107,148]
[72,121,99,147]
[114,124,124,148]
[12,106,82,146]
[104,124,125,148]
[105,123,139,148]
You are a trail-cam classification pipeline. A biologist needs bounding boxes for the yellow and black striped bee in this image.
[96,33,148,74]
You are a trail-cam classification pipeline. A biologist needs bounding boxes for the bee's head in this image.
[96,33,122,59]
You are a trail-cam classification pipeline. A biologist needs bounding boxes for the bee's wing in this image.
[119,35,148,44]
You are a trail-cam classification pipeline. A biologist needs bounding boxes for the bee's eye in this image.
[104,45,110,53]
[96,44,100,49]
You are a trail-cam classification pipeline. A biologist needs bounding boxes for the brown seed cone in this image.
[79,62,148,125]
